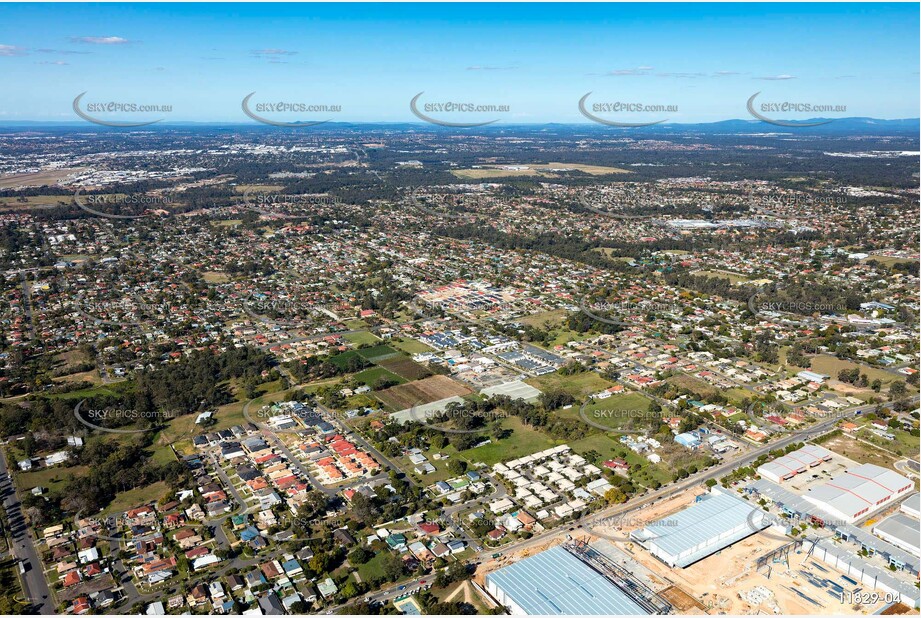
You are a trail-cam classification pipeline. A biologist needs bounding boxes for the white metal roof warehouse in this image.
[756,444,833,483]
[484,545,648,615]
[630,490,770,568]
[803,464,913,523]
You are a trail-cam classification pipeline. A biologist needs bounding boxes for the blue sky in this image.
[1,3,918,123]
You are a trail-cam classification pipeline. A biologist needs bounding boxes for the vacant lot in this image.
[343,330,381,346]
[0,168,86,189]
[377,356,432,381]
[526,371,615,399]
[820,433,899,470]
[356,344,401,362]
[810,355,907,391]
[375,375,472,410]
[667,373,718,399]
[452,162,630,180]
[460,417,558,466]
[353,366,405,389]
[390,337,434,354]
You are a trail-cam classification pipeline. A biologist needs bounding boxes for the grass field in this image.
[101,481,171,516]
[328,350,363,370]
[452,162,630,180]
[15,465,90,494]
[666,373,718,399]
[819,433,900,471]
[459,417,558,466]
[356,344,401,362]
[201,271,231,283]
[558,393,657,431]
[525,371,616,399]
[343,331,382,346]
[690,269,750,284]
[375,375,473,410]
[390,337,434,354]
[810,355,907,390]
[0,168,86,189]
[377,356,432,381]
[353,366,406,389]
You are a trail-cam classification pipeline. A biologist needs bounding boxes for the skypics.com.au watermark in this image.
[579,407,661,434]
[747,92,846,127]
[241,92,341,127]
[580,296,686,326]
[73,189,172,219]
[241,189,342,215]
[73,92,171,127]
[410,92,509,127]
[579,93,675,127]
[73,400,179,434]
[748,293,846,319]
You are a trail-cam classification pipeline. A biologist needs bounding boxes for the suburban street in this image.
[0,447,53,614]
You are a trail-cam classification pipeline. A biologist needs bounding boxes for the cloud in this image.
[37,60,69,65]
[656,72,707,78]
[70,36,131,45]
[251,48,297,56]
[755,74,796,80]
[714,70,740,76]
[605,66,654,76]
[0,44,27,57]
[36,48,91,55]
[466,65,516,71]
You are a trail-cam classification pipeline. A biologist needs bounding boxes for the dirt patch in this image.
[376,375,472,410]
[660,585,705,611]
[820,433,898,470]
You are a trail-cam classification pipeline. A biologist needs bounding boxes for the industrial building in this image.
[484,545,649,615]
[756,444,833,483]
[871,513,921,557]
[630,489,770,568]
[901,492,920,518]
[480,380,542,403]
[803,464,913,523]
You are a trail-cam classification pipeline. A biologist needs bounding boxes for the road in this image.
[0,448,53,614]
[329,399,883,613]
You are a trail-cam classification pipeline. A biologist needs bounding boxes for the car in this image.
[398,585,406,591]
[419,580,426,585]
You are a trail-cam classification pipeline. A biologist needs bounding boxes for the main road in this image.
[0,448,53,614]
[331,395,916,613]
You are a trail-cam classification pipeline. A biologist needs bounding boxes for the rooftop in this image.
[485,545,647,615]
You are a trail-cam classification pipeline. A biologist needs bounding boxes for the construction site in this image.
[474,482,918,615]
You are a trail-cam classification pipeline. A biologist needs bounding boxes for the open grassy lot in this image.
[666,373,718,399]
[525,371,616,399]
[0,168,86,189]
[690,269,750,284]
[377,356,432,381]
[390,337,434,354]
[452,162,630,179]
[353,366,406,389]
[557,393,657,431]
[356,344,401,362]
[101,481,171,516]
[518,309,570,329]
[810,355,907,390]
[328,350,363,370]
[819,433,900,470]
[343,331,382,346]
[459,417,558,467]
[15,464,90,494]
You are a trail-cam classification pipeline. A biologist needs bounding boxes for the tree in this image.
[348,546,373,565]
[380,552,404,582]
[446,459,467,475]
[889,381,906,399]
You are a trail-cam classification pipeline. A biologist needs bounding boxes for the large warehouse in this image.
[756,444,833,483]
[872,512,921,556]
[803,463,913,523]
[630,490,770,568]
[484,545,648,615]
